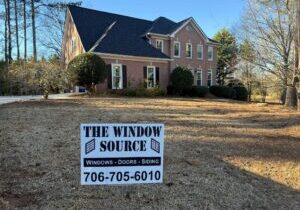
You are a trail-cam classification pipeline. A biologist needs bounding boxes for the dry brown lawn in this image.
[0,97,299,209]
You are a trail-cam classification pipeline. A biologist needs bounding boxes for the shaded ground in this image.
[0,97,299,209]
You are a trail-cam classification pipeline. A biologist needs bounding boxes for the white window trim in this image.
[196,69,202,86]
[173,41,181,58]
[197,44,203,60]
[208,46,214,61]
[156,39,164,53]
[147,65,156,89]
[111,63,123,90]
[207,69,212,86]
[186,43,192,59]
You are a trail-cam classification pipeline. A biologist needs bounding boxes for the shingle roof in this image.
[67,6,215,59]
[146,17,179,35]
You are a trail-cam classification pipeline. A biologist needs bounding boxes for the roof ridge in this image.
[68,5,153,23]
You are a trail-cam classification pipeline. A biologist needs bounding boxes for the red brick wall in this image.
[96,57,170,92]
[149,22,218,86]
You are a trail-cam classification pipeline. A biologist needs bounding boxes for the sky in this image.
[0,0,246,60]
[83,0,246,38]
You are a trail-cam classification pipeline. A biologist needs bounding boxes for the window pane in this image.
[112,65,122,89]
[207,70,212,86]
[156,40,163,51]
[208,47,213,60]
[174,42,179,57]
[197,45,203,59]
[186,44,192,58]
[147,67,155,88]
[196,71,202,86]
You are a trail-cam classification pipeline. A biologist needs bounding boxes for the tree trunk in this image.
[23,0,27,60]
[4,0,8,64]
[285,0,299,108]
[285,85,298,108]
[7,0,12,63]
[31,0,37,61]
[14,0,20,60]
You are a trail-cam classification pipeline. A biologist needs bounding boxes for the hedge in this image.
[209,85,236,99]
[233,86,248,101]
[167,85,209,97]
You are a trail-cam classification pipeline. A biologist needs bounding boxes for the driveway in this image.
[0,93,79,105]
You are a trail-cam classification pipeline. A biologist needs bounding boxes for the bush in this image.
[209,85,236,99]
[195,86,209,97]
[170,67,193,94]
[233,86,248,101]
[111,87,165,97]
[67,53,106,90]
[167,85,175,95]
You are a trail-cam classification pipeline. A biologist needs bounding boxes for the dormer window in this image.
[156,40,163,52]
[208,46,213,61]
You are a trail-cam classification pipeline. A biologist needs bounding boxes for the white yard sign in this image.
[80,124,164,185]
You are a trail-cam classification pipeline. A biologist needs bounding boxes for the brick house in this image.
[62,6,218,91]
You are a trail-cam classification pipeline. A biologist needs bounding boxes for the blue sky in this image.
[83,0,246,38]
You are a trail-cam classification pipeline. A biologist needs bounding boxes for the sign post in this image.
[80,124,164,185]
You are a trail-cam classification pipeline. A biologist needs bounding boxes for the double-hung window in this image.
[156,40,163,52]
[112,64,123,89]
[174,41,180,57]
[147,66,156,88]
[197,44,203,60]
[196,70,202,86]
[207,70,212,87]
[186,43,192,58]
[208,46,213,61]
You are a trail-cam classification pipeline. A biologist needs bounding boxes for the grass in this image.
[0,97,299,209]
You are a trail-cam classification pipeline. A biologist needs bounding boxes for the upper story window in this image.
[174,41,180,57]
[197,44,203,60]
[207,69,212,87]
[186,43,192,58]
[71,38,76,53]
[156,40,163,52]
[208,46,213,61]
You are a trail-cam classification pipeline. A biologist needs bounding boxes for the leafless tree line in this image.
[1,0,81,63]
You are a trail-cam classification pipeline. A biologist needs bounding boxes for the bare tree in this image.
[31,0,37,61]
[23,0,27,59]
[6,0,12,63]
[240,0,296,103]
[3,0,8,63]
[38,1,82,57]
[238,39,257,101]
[14,0,20,60]
[285,0,299,108]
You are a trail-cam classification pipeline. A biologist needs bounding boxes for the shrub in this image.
[233,86,248,101]
[167,85,175,95]
[182,86,209,97]
[170,67,193,94]
[182,86,198,97]
[209,85,235,99]
[3,60,69,98]
[67,53,106,90]
[112,87,165,97]
[195,86,209,97]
